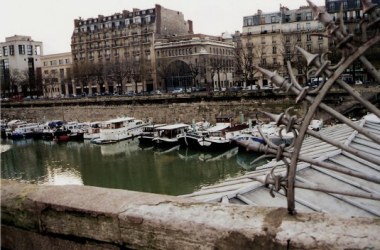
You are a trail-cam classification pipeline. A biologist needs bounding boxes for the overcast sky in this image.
[1,0,325,54]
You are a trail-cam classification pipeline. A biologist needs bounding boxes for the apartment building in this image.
[240,5,328,87]
[155,33,236,92]
[71,4,193,95]
[40,52,73,98]
[0,35,43,97]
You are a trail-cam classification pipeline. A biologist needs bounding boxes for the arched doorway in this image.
[165,60,192,92]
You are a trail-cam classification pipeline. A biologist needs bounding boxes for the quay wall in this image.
[2,180,379,249]
[0,98,301,124]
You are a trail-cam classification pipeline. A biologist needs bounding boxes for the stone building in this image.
[240,5,329,87]
[0,35,43,97]
[40,52,73,98]
[154,34,236,92]
[71,4,193,95]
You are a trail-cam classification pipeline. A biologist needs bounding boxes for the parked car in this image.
[355,80,363,85]
[150,90,162,95]
[172,88,184,94]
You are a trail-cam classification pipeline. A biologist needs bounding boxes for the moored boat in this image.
[92,116,146,144]
[180,116,248,151]
[138,123,166,146]
[84,121,103,140]
[152,123,190,148]
[232,122,294,152]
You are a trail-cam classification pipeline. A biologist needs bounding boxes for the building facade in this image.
[71,4,193,95]
[40,52,73,98]
[155,34,236,92]
[325,0,380,83]
[0,35,43,97]
[240,5,328,87]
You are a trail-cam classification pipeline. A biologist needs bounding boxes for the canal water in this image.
[1,139,266,196]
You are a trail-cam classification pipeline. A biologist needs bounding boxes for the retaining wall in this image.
[2,180,379,249]
[0,99,299,124]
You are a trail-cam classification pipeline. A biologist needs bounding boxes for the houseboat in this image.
[138,124,166,145]
[152,123,190,148]
[92,117,146,144]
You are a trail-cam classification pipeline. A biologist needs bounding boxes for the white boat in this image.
[152,123,190,148]
[181,116,248,151]
[63,122,89,141]
[5,120,28,138]
[83,121,103,140]
[11,123,43,140]
[93,117,146,144]
[233,122,294,151]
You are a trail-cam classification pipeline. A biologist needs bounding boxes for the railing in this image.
[248,0,380,215]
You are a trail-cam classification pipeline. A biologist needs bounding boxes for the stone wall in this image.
[0,99,299,124]
[1,180,379,249]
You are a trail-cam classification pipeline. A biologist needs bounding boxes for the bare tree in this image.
[108,57,132,94]
[43,69,59,97]
[9,69,26,96]
[156,58,173,92]
[209,55,231,90]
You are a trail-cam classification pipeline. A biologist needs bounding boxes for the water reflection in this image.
[1,138,263,195]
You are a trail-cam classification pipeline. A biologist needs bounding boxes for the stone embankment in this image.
[1,180,379,249]
[1,98,299,124]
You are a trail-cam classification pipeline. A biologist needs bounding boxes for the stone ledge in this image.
[1,179,379,249]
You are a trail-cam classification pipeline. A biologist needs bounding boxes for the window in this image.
[9,45,14,55]
[355,0,360,7]
[306,23,311,31]
[59,59,63,65]
[18,45,25,55]
[271,16,276,23]
[60,69,65,79]
[329,3,335,11]
[307,34,311,41]
[298,66,303,74]
[343,1,348,10]
[261,58,266,66]
[273,58,277,65]
[297,34,301,41]
[297,23,301,31]
[306,12,312,21]
[43,62,48,66]
[307,44,312,52]
[65,58,70,64]
[285,35,290,43]
[272,46,277,54]
[27,45,33,55]
[3,46,8,56]
[355,10,360,18]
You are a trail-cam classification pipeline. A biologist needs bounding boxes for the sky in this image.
[1,0,325,55]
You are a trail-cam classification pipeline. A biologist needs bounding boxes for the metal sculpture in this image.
[247,0,380,214]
